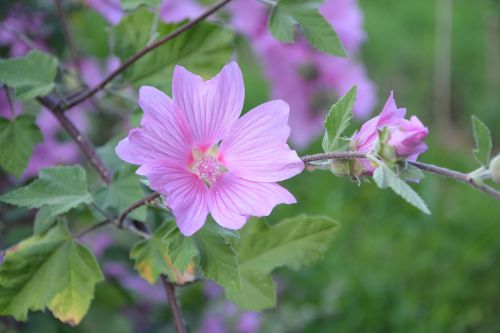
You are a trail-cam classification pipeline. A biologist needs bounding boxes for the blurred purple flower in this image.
[160,0,203,22]
[105,262,165,303]
[227,0,376,148]
[352,92,428,173]
[85,0,124,25]
[237,312,262,333]
[0,6,49,57]
[200,315,227,333]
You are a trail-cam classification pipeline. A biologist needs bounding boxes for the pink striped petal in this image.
[116,87,192,166]
[138,160,208,236]
[208,173,296,230]
[219,100,304,182]
[172,62,244,149]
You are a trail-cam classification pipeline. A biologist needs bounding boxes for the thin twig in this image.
[409,161,500,200]
[54,0,78,66]
[117,192,160,228]
[301,152,500,200]
[59,0,233,112]
[37,95,112,183]
[76,220,110,238]
[161,275,187,333]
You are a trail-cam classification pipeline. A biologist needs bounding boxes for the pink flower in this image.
[116,62,304,236]
[353,92,428,172]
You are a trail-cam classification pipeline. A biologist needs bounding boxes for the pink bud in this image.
[352,92,428,173]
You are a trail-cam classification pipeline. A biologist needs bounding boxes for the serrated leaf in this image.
[0,51,58,99]
[130,222,196,285]
[94,166,146,221]
[110,9,234,89]
[226,215,339,310]
[471,116,492,167]
[373,164,430,214]
[0,165,92,215]
[322,86,357,152]
[268,0,346,56]
[195,224,240,292]
[0,115,42,177]
[0,223,104,325]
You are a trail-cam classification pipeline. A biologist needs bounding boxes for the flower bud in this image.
[490,154,500,183]
[352,92,428,174]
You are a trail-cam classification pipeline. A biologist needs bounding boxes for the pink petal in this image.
[219,100,304,182]
[172,62,244,148]
[208,173,296,230]
[116,87,192,166]
[137,160,208,236]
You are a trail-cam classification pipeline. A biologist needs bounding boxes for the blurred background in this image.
[1,0,500,332]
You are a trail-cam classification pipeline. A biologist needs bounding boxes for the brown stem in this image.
[54,0,78,66]
[37,96,112,183]
[301,152,500,200]
[59,0,234,112]
[117,192,160,228]
[161,275,187,333]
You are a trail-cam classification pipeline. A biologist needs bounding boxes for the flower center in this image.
[192,154,222,186]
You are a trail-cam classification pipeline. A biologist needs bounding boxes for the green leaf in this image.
[226,215,339,310]
[398,163,425,182]
[33,207,58,235]
[121,0,161,10]
[471,116,492,167]
[0,165,93,215]
[195,224,240,292]
[70,10,110,58]
[322,86,357,152]
[161,224,199,272]
[130,222,196,284]
[94,166,146,221]
[268,0,346,57]
[0,51,58,99]
[0,115,42,177]
[373,164,431,214]
[0,223,104,325]
[110,9,234,89]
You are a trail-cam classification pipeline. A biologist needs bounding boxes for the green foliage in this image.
[110,9,234,89]
[130,222,195,284]
[0,165,93,215]
[373,163,430,214]
[33,207,58,235]
[0,115,42,178]
[322,86,357,152]
[0,51,58,99]
[195,224,240,292]
[121,0,161,10]
[471,115,492,167]
[94,167,146,221]
[162,224,198,272]
[70,10,110,58]
[226,216,339,310]
[269,0,346,56]
[0,223,103,325]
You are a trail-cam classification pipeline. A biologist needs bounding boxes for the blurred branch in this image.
[161,275,187,333]
[433,0,453,142]
[57,0,234,112]
[301,152,500,200]
[54,0,78,66]
[37,95,112,183]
